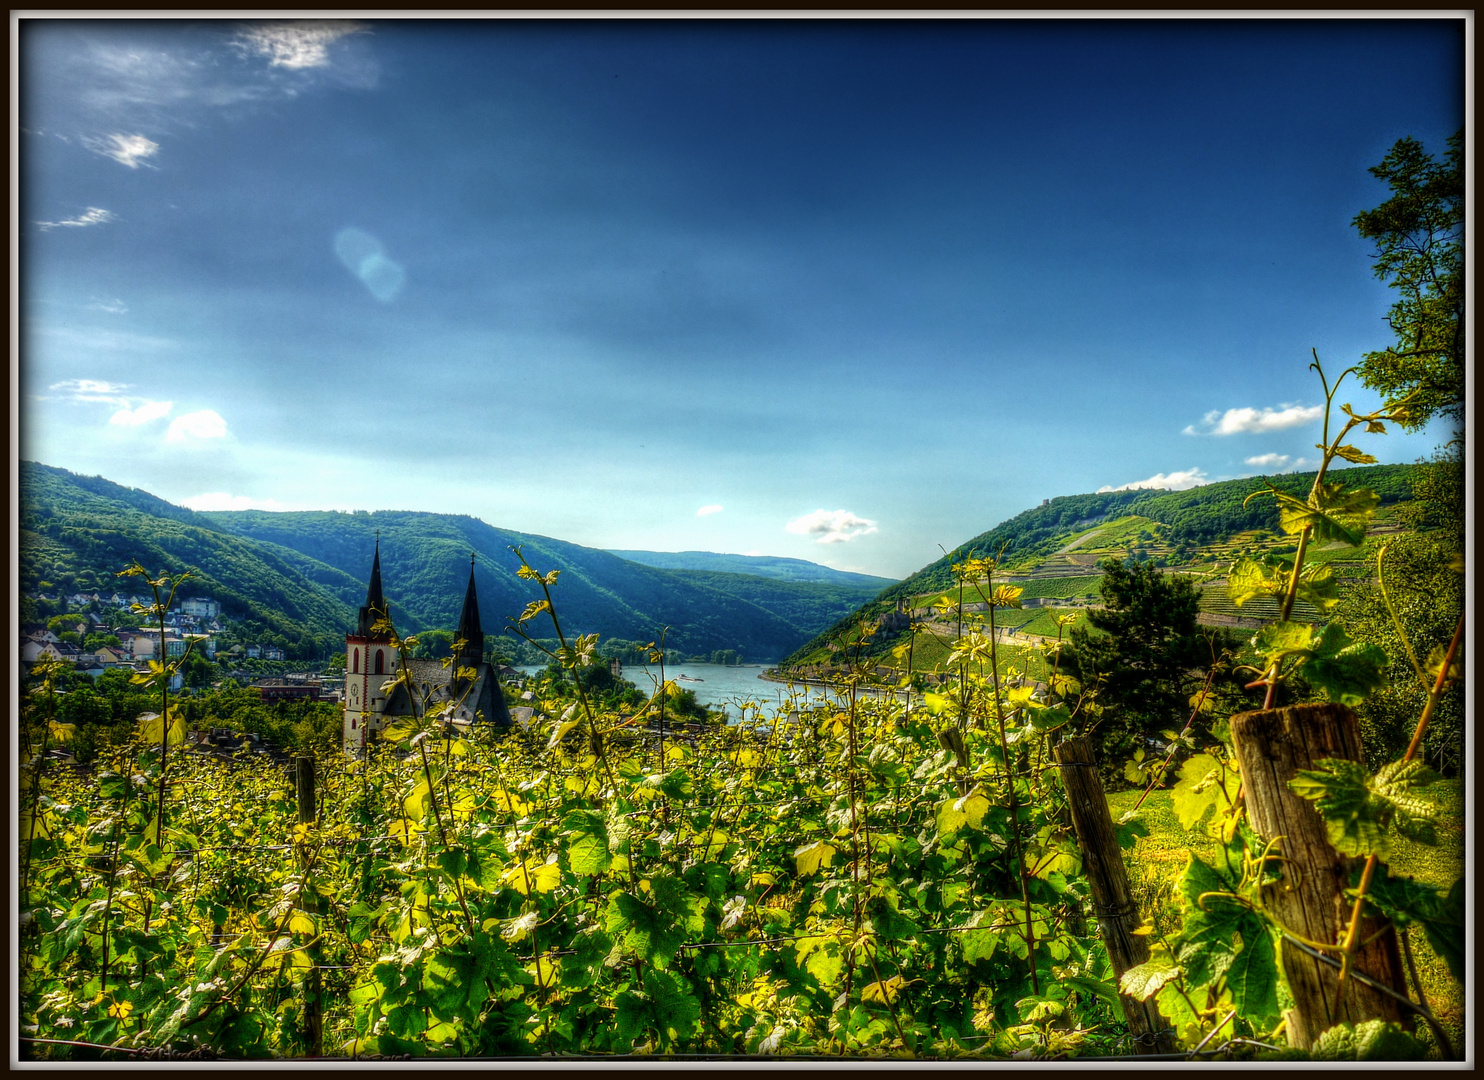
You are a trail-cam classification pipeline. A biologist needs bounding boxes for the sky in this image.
[17,17,1466,580]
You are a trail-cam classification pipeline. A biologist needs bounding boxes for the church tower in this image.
[344,537,395,750]
[452,555,484,685]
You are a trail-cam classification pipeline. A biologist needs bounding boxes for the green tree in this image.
[1068,559,1237,763]
[56,685,112,726]
[1352,130,1464,432]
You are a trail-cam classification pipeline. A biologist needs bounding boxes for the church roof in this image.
[456,558,483,651]
[356,538,394,639]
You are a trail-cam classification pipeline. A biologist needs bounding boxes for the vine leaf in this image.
[1269,481,1379,546]
[794,840,836,876]
[1169,754,1238,834]
[561,809,612,876]
[1119,952,1181,1001]
[1174,854,1280,1027]
[1288,757,1439,858]
[1251,622,1388,707]
[1357,869,1463,981]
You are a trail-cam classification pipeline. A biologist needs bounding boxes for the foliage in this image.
[21,462,884,664]
[1065,560,1243,764]
[1352,131,1464,433]
[781,464,1413,669]
[18,556,1127,1061]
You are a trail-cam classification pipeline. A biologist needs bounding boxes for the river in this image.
[515,662,901,722]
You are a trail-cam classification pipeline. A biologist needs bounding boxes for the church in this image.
[343,540,512,751]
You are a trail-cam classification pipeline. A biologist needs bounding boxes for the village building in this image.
[343,542,512,752]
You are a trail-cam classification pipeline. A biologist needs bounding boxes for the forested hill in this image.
[606,550,893,588]
[202,508,885,662]
[20,462,884,663]
[20,462,360,657]
[781,463,1416,667]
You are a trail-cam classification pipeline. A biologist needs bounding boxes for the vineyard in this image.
[21,650,1165,1060]
[17,365,1466,1062]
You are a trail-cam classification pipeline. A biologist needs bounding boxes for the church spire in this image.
[356,534,392,639]
[455,553,484,660]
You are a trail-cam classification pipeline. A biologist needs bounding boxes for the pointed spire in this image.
[456,554,484,659]
[356,535,393,639]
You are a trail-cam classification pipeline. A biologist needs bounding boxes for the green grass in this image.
[1106,782,1464,1053]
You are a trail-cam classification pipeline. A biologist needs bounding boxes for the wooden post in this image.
[295,756,323,1058]
[1053,737,1175,1055]
[1229,703,1411,1049]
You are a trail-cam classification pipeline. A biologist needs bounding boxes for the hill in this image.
[779,463,1417,668]
[606,549,893,588]
[19,462,884,664]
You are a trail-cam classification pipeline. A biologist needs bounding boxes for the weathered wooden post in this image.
[1052,737,1175,1055]
[1229,703,1410,1048]
[295,756,323,1057]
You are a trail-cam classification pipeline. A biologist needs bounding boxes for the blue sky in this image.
[19,17,1464,579]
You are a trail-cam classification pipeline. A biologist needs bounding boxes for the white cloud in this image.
[1244,454,1318,475]
[234,21,369,69]
[50,378,130,400]
[1098,468,1209,494]
[89,298,128,314]
[696,504,723,517]
[786,509,878,544]
[109,400,173,426]
[36,207,116,231]
[166,410,228,442]
[1183,403,1323,436]
[84,133,159,168]
[181,492,282,511]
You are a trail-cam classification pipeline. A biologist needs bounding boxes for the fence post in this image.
[1229,703,1411,1048]
[1052,737,1175,1055]
[295,756,323,1057]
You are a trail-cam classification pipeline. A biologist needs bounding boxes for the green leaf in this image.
[645,968,700,1039]
[1288,758,1386,857]
[1357,869,1463,981]
[1169,754,1238,834]
[1272,481,1379,546]
[1331,444,1378,465]
[1289,757,1438,859]
[793,840,835,876]
[1227,558,1285,607]
[1119,954,1181,1001]
[562,809,612,877]
[1300,629,1389,707]
[1294,562,1342,612]
[1173,852,1279,1025]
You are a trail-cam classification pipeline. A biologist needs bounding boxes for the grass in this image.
[1105,781,1465,1054]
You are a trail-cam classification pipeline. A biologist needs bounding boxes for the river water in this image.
[516,662,899,722]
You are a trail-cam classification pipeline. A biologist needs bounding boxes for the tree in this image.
[1352,130,1464,433]
[1067,559,1238,763]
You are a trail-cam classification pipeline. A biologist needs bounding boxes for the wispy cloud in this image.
[36,206,116,231]
[1098,468,1209,493]
[50,378,131,402]
[1183,403,1323,436]
[1244,453,1318,473]
[233,21,369,70]
[696,504,723,516]
[83,132,159,168]
[110,400,174,426]
[1244,453,1290,468]
[88,298,128,314]
[181,492,282,511]
[786,509,878,544]
[166,410,228,442]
